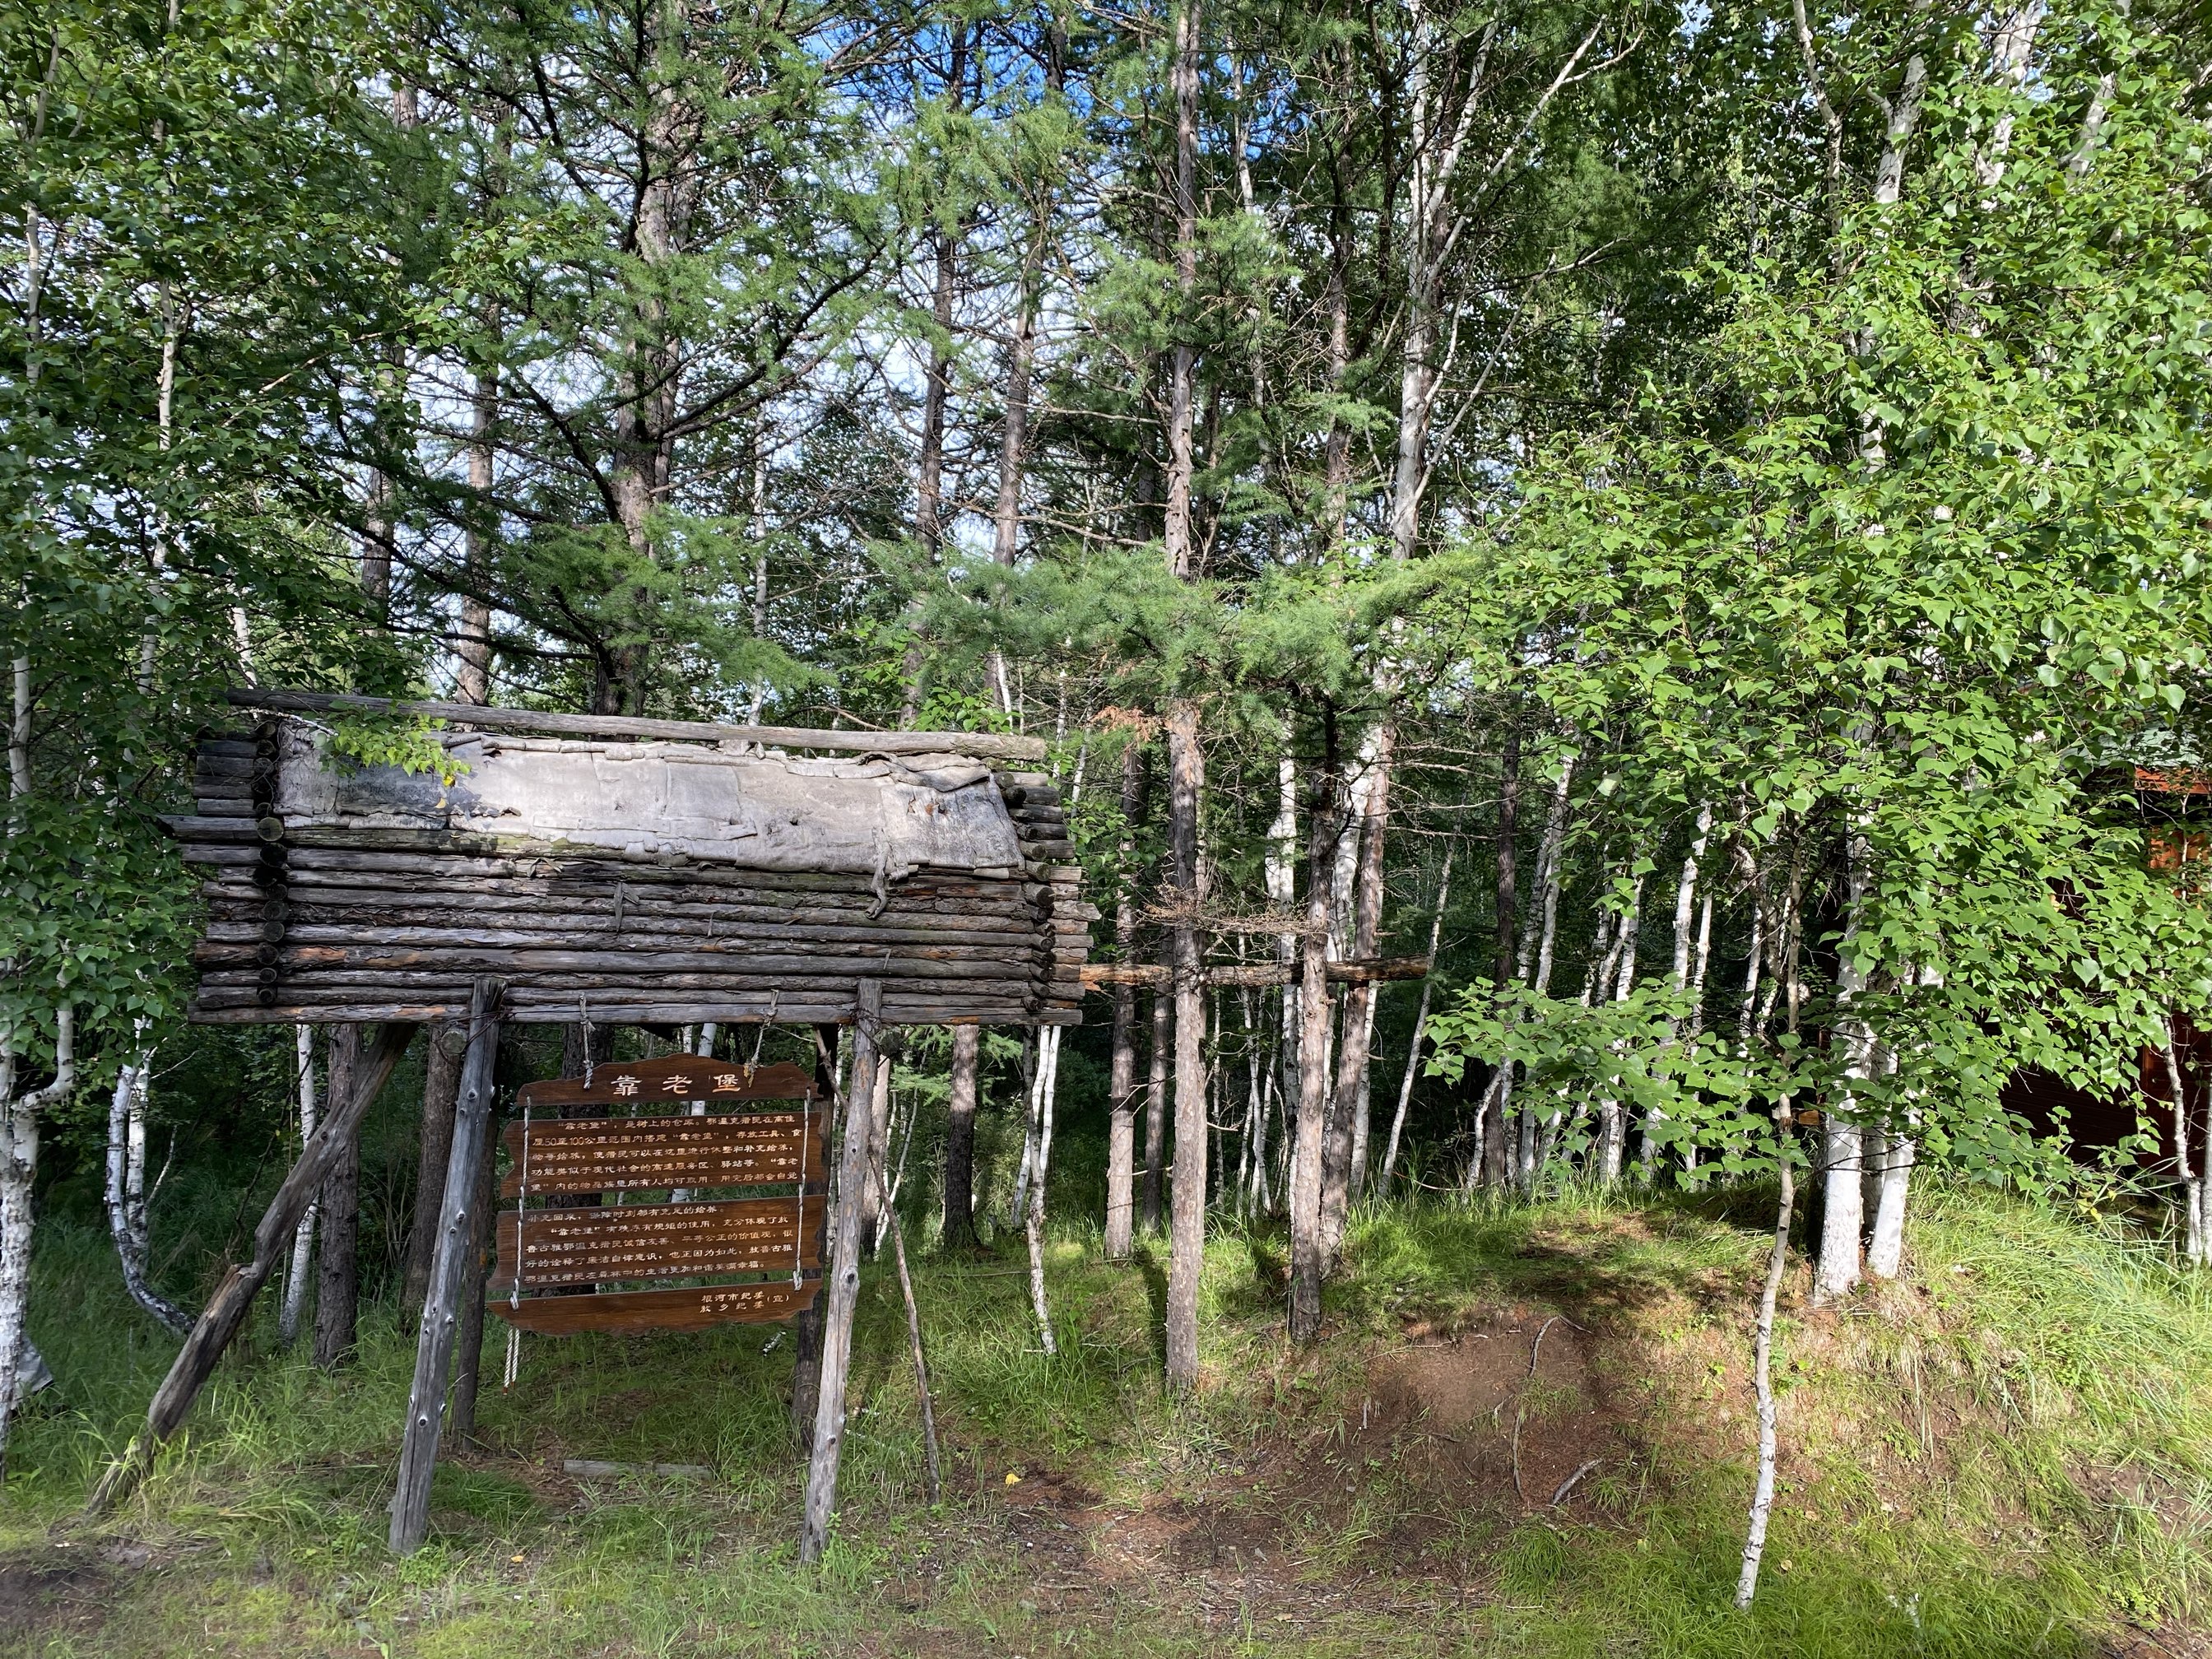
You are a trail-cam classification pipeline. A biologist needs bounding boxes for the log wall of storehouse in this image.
[166,699,1094,1026]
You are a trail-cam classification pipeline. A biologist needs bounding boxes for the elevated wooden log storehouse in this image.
[98,692,1097,1559]
[166,690,1094,1028]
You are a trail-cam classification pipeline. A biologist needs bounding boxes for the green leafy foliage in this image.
[1421,7,2212,1177]
[324,714,472,791]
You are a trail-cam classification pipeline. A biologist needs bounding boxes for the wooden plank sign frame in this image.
[515,1057,819,1111]
[490,1054,827,1336]
[494,1195,826,1289]
[495,1279,820,1336]
[497,1110,826,1199]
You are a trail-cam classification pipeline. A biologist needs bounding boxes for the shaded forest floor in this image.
[2,1184,2210,1657]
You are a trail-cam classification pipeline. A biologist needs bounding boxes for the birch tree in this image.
[105,1035,189,1336]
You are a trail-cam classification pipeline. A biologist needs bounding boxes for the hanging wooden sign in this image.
[490,1055,828,1336]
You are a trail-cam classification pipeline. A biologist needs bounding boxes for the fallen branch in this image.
[1551,1458,1601,1506]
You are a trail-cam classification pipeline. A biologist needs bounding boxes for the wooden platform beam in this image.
[1079,955,1431,990]
[225,688,1049,764]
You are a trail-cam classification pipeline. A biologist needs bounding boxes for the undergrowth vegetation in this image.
[1,1182,2205,1656]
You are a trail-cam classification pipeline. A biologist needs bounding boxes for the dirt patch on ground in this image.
[2105,1621,2212,1658]
[1359,1308,1624,1513]
[1019,1304,1644,1636]
[0,1536,171,1644]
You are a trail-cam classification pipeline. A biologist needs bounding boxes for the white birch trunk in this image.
[0,1105,33,1474]
[1596,871,1645,1183]
[1545,900,1617,1183]
[2197,1035,2212,1269]
[2163,1029,2204,1266]
[279,1024,318,1349]
[1737,862,1806,1606]
[1240,982,1276,1218]
[1025,1026,1062,1354]
[1010,1030,1043,1227]
[1346,991,1380,1196]
[1866,960,1940,1279]
[1642,804,1712,1173]
[1736,873,1767,1047]
[105,1037,190,1336]
[1689,889,1716,1017]
[1973,3,2045,192]
[1815,833,1876,1304]
[1815,1085,1870,1301]
[1669,807,1713,992]
[0,648,62,1434]
[1528,754,1576,995]
[0,1007,72,1479]
[1735,1099,1794,1607]
[9,658,30,801]
[2199,1046,2212,1269]
[1522,757,1577,1183]
[1329,735,1378,959]
[1248,1022,1276,1214]
[1866,1105,1917,1278]
[1382,843,1455,1192]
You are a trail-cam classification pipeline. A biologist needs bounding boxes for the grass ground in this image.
[1,1182,2209,1657]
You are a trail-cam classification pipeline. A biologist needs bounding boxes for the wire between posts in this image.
[504,1097,531,1390]
[746,989,778,1082]
[792,1098,810,1291]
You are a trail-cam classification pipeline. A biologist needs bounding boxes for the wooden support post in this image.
[389,978,503,1553]
[801,979,883,1565]
[88,1022,417,1513]
[791,1025,840,1443]
[314,1026,364,1369]
[446,1094,502,1448]
[402,1020,467,1319]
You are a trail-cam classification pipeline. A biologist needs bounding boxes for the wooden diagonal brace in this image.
[87,1021,417,1513]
